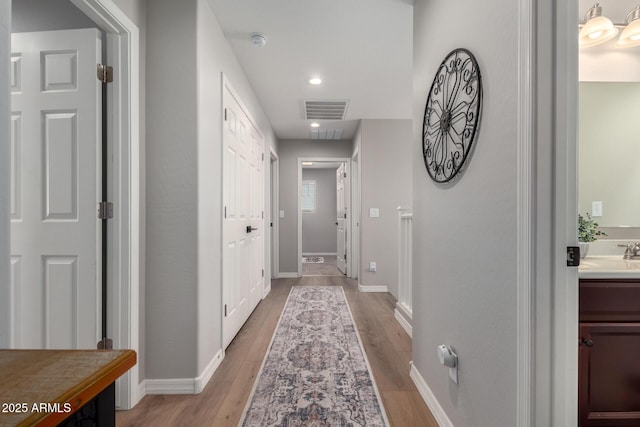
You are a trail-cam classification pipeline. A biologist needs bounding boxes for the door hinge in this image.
[97,338,113,349]
[344,172,347,178]
[97,201,113,219]
[224,206,227,218]
[262,269,264,277]
[224,304,227,317]
[262,211,264,219]
[567,246,580,267]
[97,64,113,83]
[344,253,347,261]
[262,153,264,161]
[224,108,227,121]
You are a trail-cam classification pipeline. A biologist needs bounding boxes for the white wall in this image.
[278,140,353,274]
[0,2,11,348]
[302,169,337,254]
[412,0,518,425]
[580,49,640,82]
[355,119,412,297]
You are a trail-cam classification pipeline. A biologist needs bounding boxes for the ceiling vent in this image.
[304,99,349,120]
[311,128,344,140]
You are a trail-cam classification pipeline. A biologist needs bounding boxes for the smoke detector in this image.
[250,33,268,47]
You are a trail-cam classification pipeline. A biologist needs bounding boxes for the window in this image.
[302,180,316,212]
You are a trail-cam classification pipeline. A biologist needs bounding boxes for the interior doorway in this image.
[297,157,351,277]
[5,0,141,410]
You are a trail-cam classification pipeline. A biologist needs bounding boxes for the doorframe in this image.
[65,0,141,410]
[297,157,351,277]
[221,73,266,350]
[270,148,279,281]
[350,148,360,280]
[528,0,579,425]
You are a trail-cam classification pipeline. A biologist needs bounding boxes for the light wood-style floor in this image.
[116,276,437,426]
[302,255,344,276]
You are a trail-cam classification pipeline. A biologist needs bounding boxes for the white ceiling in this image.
[208,0,414,141]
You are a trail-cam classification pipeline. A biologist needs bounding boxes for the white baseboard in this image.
[195,350,223,393]
[410,362,454,427]
[358,283,388,293]
[302,252,337,256]
[263,282,271,298]
[278,272,299,278]
[394,307,413,338]
[145,350,223,395]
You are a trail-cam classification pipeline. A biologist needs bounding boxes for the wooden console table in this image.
[0,349,136,427]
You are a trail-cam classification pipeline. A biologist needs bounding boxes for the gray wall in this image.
[146,0,277,379]
[0,2,10,348]
[412,0,518,425]
[302,169,337,254]
[195,0,277,374]
[11,0,96,32]
[355,119,412,297]
[278,140,353,274]
[146,0,199,380]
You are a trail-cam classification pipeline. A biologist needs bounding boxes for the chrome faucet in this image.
[620,243,640,259]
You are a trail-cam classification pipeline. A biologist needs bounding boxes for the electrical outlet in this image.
[369,261,376,272]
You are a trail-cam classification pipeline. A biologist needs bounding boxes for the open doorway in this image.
[6,0,141,410]
[297,157,351,277]
[301,162,343,276]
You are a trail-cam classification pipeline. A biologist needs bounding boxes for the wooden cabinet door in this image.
[579,323,640,426]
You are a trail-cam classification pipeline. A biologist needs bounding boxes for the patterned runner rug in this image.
[302,256,324,264]
[240,286,389,426]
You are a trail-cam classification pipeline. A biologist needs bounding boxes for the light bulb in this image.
[588,30,603,39]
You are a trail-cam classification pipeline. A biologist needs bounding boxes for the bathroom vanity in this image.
[578,257,640,426]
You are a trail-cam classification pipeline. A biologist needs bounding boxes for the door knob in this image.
[580,338,594,347]
[246,226,258,233]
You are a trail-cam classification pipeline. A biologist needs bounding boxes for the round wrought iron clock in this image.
[422,48,482,183]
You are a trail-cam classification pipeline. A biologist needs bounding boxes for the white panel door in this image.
[10,29,102,349]
[336,164,347,274]
[223,85,264,349]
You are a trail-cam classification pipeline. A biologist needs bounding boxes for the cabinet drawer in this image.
[580,279,640,322]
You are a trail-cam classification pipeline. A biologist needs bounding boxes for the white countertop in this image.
[579,256,640,279]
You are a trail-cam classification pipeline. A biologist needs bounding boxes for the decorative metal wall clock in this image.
[422,48,482,183]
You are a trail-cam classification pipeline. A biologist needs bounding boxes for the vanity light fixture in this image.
[310,122,320,128]
[302,162,314,166]
[617,5,640,48]
[309,77,322,85]
[579,3,618,48]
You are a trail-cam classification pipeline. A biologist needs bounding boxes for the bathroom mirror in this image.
[579,82,640,228]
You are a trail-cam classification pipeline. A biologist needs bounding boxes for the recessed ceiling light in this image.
[309,77,322,85]
[310,122,320,128]
[302,162,314,166]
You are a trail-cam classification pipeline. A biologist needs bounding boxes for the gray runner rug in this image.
[240,286,389,426]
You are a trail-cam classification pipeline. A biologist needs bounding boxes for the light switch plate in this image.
[369,261,376,272]
[369,208,379,218]
[592,201,602,217]
[279,210,285,218]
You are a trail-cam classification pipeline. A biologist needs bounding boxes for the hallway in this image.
[116,277,435,426]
